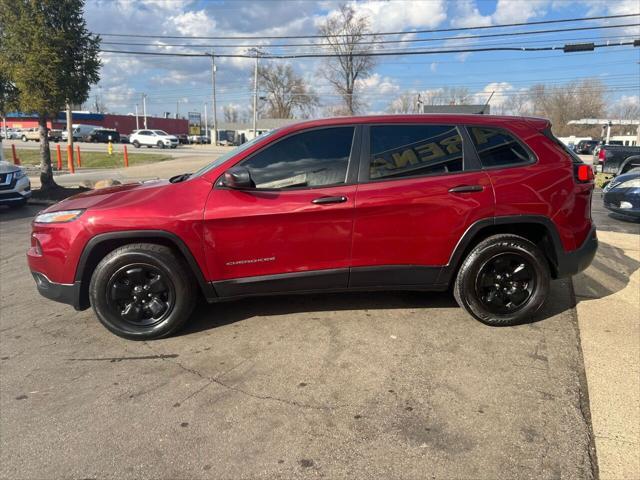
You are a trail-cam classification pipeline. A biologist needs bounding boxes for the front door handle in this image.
[312,196,348,205]
[448,185,484,193]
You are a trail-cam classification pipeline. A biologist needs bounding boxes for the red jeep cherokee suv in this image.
[28,115,597,340]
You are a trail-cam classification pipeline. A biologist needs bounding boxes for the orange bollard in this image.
[76,144,81,167]
[56,144,62,170]
[67,144,75,174]
[123,144,129,167]
[11,144,20,165]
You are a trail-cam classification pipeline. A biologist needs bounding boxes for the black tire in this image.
[453,234,550,326]
[157,141,165,149]
[89,243,196,340]
[132,140,140,148]
[21,135,27,142]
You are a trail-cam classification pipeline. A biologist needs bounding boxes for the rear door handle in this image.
[448,185,484,193]
[312,196,348,205]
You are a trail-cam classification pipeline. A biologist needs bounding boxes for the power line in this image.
[94,12,639,40]
[100,40,638,59]
[99,23,640,49]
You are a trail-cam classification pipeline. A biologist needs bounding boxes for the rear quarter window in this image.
[468,127,534,168]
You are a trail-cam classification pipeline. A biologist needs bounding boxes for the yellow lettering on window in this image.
[439,135,462,154]
[472,127,498,145]
[415,142,445,161]
[392,149,419,168]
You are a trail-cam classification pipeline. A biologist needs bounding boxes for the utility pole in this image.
[211,50,218,146]
[66,103,73,150]
[249,48,262,139]
[204,103,208,143]
[135,104,139,130]
[176,101,180,119]
[142,93,148,129]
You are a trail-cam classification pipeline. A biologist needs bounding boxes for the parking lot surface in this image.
[10,195,639,479]
[0,204,603,479]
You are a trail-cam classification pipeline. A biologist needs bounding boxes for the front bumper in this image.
[0,174,31,205]
[603,189,640,218]
[555,226,598,278]
[31,271,84,310]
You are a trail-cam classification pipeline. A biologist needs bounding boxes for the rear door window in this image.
[468,127,534,167]
[369,125,463,180]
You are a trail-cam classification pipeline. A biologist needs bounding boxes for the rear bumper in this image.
[555,226,598,278]
[31,271,85,310]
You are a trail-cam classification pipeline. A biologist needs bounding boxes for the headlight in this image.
[34,209,85,223]
[13,169,25,180]
[616,178,640,189]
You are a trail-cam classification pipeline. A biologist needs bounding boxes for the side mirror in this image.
[222,166,255,189]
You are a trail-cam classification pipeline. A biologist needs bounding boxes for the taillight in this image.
[598,148,605,163]
[576,164,594,182]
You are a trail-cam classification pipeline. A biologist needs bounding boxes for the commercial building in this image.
[3,112,188,135]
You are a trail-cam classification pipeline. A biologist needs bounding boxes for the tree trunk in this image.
[38,114,56,190]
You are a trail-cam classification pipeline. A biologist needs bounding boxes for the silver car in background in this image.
[0,160,31,207]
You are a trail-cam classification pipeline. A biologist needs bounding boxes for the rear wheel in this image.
[454,234,550,326]
[89,243,196,340]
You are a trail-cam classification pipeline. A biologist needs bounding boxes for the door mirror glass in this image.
[222,166,255,189]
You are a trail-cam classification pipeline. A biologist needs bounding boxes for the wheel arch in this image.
[75,230,216,310]
[439,216,564,285]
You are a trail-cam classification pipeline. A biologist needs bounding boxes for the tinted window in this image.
[469,127,533,167]
[369,125,463,180]
[241,127,354,189]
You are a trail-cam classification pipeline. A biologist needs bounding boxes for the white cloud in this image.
[450,0,492,28]
[472,82,514,107]
[356,73,400,95]
[336,0,447,32]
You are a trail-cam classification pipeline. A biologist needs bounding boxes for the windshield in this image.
[153,130,168,136]
[191,129,279,179]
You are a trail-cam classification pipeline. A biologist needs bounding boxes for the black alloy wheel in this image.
[89,243,196,340]
[106,264,175,327]
[453,234,550,326]
[474,253,535,315]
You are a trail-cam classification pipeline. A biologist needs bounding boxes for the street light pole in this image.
[135,104,139,130]
[211,50,218,146]
[249,48,261,139]
[142,93,148,129]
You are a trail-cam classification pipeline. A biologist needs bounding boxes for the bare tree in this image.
[258,63,318,118]
[387,91,416,114]
[223,104,239,123]
[318,4,377,115]
[502,93,533,116]
[441,86,471,105]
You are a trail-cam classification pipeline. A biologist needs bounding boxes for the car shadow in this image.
[179,290,460,336]
[572,240,640,303]
[178,279,579,337]
[0,203,40,222]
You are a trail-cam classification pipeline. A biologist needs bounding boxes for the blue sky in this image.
[84,0,640,118]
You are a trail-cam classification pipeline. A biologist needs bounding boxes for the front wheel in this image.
[132,140,140,148]
[453,234,550,326]
[22,135,27,142]
[89,243,197,340]
[157,141,165,149]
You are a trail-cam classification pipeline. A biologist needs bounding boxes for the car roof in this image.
[273,114,550,135]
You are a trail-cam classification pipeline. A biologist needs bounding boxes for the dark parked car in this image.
[176,134,189,145]
[603,170,640,218]
[595,145,640,174]
[28,114,597,340]
[575,140,598,154]
[84,129,120,143]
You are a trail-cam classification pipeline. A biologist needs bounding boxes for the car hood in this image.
[0,161,21,174]
[606,172,640,191]
[42,179,171,212]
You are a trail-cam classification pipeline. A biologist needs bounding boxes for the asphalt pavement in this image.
[10,208,635,479]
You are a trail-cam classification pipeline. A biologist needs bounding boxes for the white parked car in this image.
[0,160,31,207]
[129,129,179,149]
